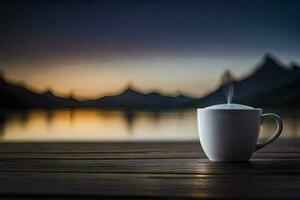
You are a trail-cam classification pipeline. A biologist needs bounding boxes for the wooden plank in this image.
[0,139,298,153]
[0,157,300,175]
[0,142,201,152]
[0,172,300,198]
[1,152,300,160]
[0,139,298,160]
[0,139,299,199]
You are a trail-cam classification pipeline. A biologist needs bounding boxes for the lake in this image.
[0,108,299,141]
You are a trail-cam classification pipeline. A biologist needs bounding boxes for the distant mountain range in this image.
[0,53,299,109]
[81,87,193,109]
[190,53,300,109]
[0,73,193,109]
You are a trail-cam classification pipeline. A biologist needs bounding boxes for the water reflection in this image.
[0,111,6,135]
[122,110,136,132]
[0,109,299,141]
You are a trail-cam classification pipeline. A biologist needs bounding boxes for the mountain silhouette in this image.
[82,85,194,109]
[41,90,79,107]
[0,53,299,109]
[236,77,300,108]
[0,73,49,108]
[0,73,193,109]
[0,71,79,108]
[191,53,300,108]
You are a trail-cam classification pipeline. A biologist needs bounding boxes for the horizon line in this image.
[0,53,298,101]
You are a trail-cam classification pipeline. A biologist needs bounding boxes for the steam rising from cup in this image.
[221,70,235,104]
[226,82,234,104]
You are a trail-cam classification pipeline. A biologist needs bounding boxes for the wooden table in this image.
[0,139,299,199]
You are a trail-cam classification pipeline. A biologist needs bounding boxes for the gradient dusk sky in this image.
[0,0,299,99]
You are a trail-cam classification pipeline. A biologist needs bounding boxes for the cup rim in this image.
[197,107,262,111]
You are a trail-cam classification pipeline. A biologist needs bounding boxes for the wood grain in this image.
[0,139,299,199]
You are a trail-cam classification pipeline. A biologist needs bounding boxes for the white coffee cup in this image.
[197,104,283,162]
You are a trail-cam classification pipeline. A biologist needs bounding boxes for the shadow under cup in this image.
[197,108,263,162]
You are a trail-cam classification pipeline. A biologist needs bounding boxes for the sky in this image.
[0,0,299,99]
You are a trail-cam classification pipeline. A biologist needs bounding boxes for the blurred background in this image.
[0,0,299,141]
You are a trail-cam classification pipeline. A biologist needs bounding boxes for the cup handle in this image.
[255,113,283,152]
